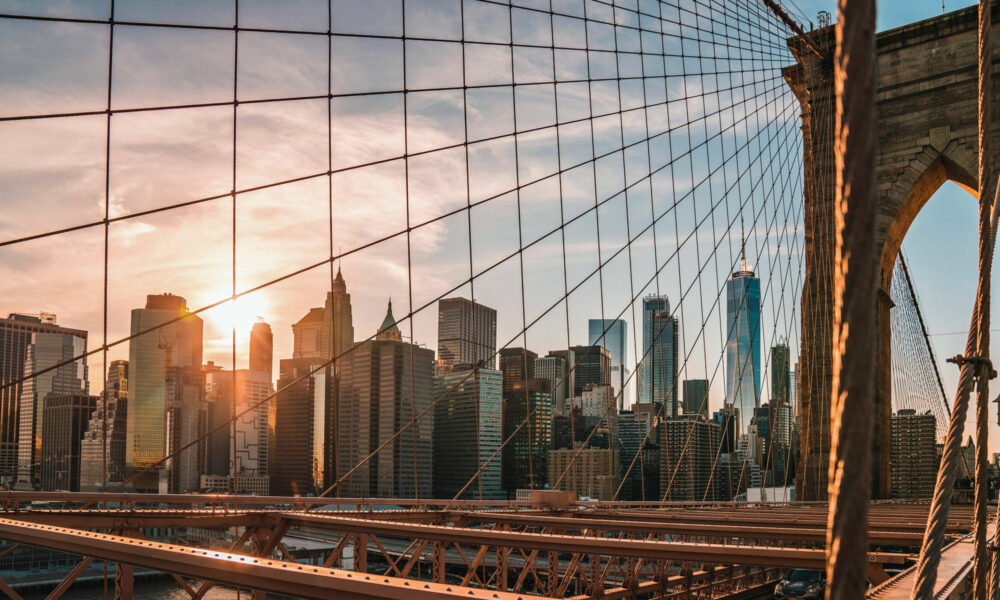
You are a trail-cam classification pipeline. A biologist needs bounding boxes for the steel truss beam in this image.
[280,512,910,569]
[0,518,557,600]
[454,511,934,545]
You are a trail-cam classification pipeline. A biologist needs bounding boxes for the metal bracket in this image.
[946,355,998,380]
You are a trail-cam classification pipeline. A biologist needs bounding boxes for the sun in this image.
[203,290,267,335]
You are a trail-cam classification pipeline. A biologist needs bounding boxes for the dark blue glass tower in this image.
[725,263,761,438]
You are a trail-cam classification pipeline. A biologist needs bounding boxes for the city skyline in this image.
[0,1,991,597]
[0,263,800,420]
[0,264,804,496]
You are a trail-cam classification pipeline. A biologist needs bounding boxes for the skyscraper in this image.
[249,319,273,381]
[639,296,679,415]
[126,294,203,492]
[725,262,761,436]
[661,414,719,501]
[432,368,504,499]
[292,267,354,363]
[770,344,791,409]
[891,410,937,499]
[39,393,97,492]
[568,345,611,397]
[437,297,497,369]
[499,347,537,394]
[542,349,575,412]
[204,365,271,493]
[14,321,89,488]
[164,365,207,493]
[271,358,334,496]
[682,379,710,418]
[338,300,435,498]
[768,344,792,481]
[535,354,569,416]
[79,360,128,491]
[0,313,87,481]
[588,319,628,409]
[712,405,738,455]
[617,410,643,500]
[502,378,552,494]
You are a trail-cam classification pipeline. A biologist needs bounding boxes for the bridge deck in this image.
[867,527,989,600]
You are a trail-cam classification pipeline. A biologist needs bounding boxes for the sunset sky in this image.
[2,0,994,446]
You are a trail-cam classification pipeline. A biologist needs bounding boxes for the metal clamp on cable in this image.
[946,354,998,380]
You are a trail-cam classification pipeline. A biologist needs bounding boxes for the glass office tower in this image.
[127,294,203,492]
[437,297,497,369]
[725,264,761,437]
[639,296,678,416]
[432,368,503,500]
[588,319,627,409]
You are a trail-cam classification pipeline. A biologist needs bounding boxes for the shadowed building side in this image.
[0,313,88,484]
[337,301,435,498]
[39,393,97,492]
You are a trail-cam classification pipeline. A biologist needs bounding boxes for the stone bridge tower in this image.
[787,6,991,500]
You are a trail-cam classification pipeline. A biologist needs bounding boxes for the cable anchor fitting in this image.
[946,354,997,380]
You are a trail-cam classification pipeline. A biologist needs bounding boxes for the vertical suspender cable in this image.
[914,1,1000,597]
[975,1,993,599]
[826,0,877,598]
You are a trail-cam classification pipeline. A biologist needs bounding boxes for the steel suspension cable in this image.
[825,0,878,597]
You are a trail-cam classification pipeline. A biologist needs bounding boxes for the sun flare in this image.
[203,290,267,335]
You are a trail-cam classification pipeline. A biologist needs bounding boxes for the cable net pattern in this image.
[0,0,806,504]
[890,254,950,440]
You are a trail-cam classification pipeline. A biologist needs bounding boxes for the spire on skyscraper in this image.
[740,211,749,273]
[333,265,346,294]
[377,299,402,342]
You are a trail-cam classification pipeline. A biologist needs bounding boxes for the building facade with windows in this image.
[432,368,504,499]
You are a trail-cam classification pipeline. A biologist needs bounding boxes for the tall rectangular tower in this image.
[535,354,569,415]
[126,294,203,492]
[291,268,354,365]
[499,347,537,394]
[249,319,273,381]
[79,360,128,491]
[0,313,87,480]
[437,297,497,370]
[15,323,89,488]
[725,266,761,437]
[568,345,611,397]
[501,378,552,495]
[39,393,97,492]
[890,410,937,499]
[682,379,710,419]
[271,358,333,496]
[432,368,503,499]
[588,319,628,409]
[639,296,678,415]
[338,338,435,498]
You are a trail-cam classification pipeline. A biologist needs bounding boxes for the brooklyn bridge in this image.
[0,0,998,599]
